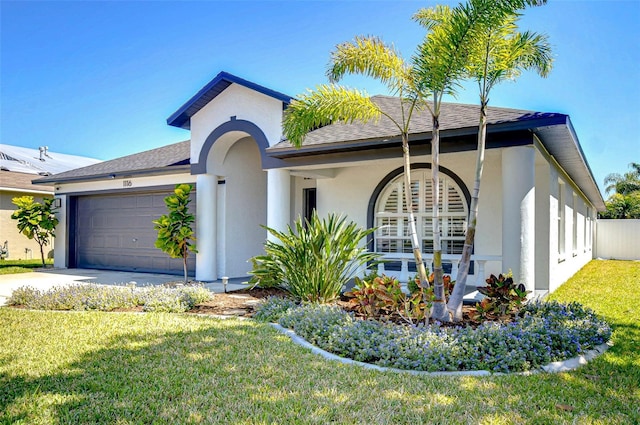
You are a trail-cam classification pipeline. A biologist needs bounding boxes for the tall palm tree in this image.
[446,14,553,321]
[284,0,546,321]
[411,0,545,320]
[283,36,432,291]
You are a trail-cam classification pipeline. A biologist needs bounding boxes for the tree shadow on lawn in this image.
[1,315,638,425]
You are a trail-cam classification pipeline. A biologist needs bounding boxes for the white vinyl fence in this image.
[595,219,640,260]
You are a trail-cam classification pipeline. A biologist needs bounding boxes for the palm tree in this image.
[411,0,546,321]
[446,14,553,321]
[604,162,640,196]
[283,36,432,292]
[284,0,546,321]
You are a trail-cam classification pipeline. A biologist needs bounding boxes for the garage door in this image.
[75,191,196,275]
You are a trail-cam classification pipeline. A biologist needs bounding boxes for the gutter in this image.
[32,165,192,185]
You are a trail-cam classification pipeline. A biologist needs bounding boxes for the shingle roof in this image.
[34,140,191,184]
[269,96,566,152]
[0,170,53,193]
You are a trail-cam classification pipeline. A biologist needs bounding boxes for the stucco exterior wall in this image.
[308,149,505,281]
[190,83,284,163]
[217,138,267,277]
[546,155,595,293]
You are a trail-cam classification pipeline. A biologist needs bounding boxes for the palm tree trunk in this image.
[402,136,429,291]
[430,114,449,322]
[447,103,488,321]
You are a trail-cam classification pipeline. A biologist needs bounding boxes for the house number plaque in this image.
[123,180,133,187]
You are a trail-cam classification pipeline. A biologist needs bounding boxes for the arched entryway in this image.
[194,119,270,280]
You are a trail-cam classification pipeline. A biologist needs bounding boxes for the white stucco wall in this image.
[53,173,195,195]
[217,138,267,278]
[304,150,505,281]
[546,157,595,293]
[190,83,285,163]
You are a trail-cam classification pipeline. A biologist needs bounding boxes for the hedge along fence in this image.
[595,219,640,260]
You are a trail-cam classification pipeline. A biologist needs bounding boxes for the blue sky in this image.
[1,1,639,194]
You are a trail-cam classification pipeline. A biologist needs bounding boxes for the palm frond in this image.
[327,36,413,96]
[282,85,381,148]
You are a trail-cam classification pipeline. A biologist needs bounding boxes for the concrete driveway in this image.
[0,268,249,306]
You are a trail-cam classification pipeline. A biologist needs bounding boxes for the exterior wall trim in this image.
[366,163,472,251]
[192,117,285,174]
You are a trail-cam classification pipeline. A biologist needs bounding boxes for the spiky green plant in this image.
[249,213,381,303]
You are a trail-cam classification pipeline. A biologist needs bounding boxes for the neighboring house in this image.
[0,145,101,260]
[35,72,605,296]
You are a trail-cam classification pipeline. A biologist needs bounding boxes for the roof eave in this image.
[267,115,567,158]
[534,117,606,211]
[33,164,192,185]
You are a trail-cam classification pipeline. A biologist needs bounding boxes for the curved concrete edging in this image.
[269,323,612,376]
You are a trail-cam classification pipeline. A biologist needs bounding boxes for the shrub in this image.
[279,304,351,346]
[274,300,611,373]
[344,275,404,318]
[253,296,298,322]
[472,272,529,320]
[249,213,382,303]
[6,283,213,313]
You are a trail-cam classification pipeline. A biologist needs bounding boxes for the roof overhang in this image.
[533,116,605,211]
[33,165,191,185]
[167,71,293,130]
[266,113,605,211]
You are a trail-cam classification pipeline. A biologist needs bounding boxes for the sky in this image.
[1,0,639,195]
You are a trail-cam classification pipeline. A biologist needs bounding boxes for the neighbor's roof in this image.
[34,140,191,184]
[0,170,54,194]
[167,71,293,130]
[0,144,101,176]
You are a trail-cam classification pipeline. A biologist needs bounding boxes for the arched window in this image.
[372,167,469,256]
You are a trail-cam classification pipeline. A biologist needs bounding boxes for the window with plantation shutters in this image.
[374,169,468,255]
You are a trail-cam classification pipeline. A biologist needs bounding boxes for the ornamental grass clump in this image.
[249,212,382,303]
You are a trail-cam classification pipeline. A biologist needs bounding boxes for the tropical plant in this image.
[11,196,59,267]
[153,184,197,284]
[470,272,530,320]
[600,162,640,219]
[249,212,381,303]
[447,8,552,321]
[344,275,405,318]
[604,162,640,196]
[600,192,640,219]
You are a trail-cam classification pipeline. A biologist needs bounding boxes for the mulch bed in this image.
[187,287,288,317]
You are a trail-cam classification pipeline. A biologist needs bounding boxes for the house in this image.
[35,72,605,296]
[1,145,101,260]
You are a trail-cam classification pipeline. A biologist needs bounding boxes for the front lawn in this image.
[0,259,53,275]
[1,260,638,424]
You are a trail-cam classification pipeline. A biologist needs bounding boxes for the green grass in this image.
[1,260,638,424]
[0,259,53,275]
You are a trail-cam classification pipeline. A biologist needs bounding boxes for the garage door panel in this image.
[75,191,196,275]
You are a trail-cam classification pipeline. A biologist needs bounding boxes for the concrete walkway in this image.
[0,268,249,306]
